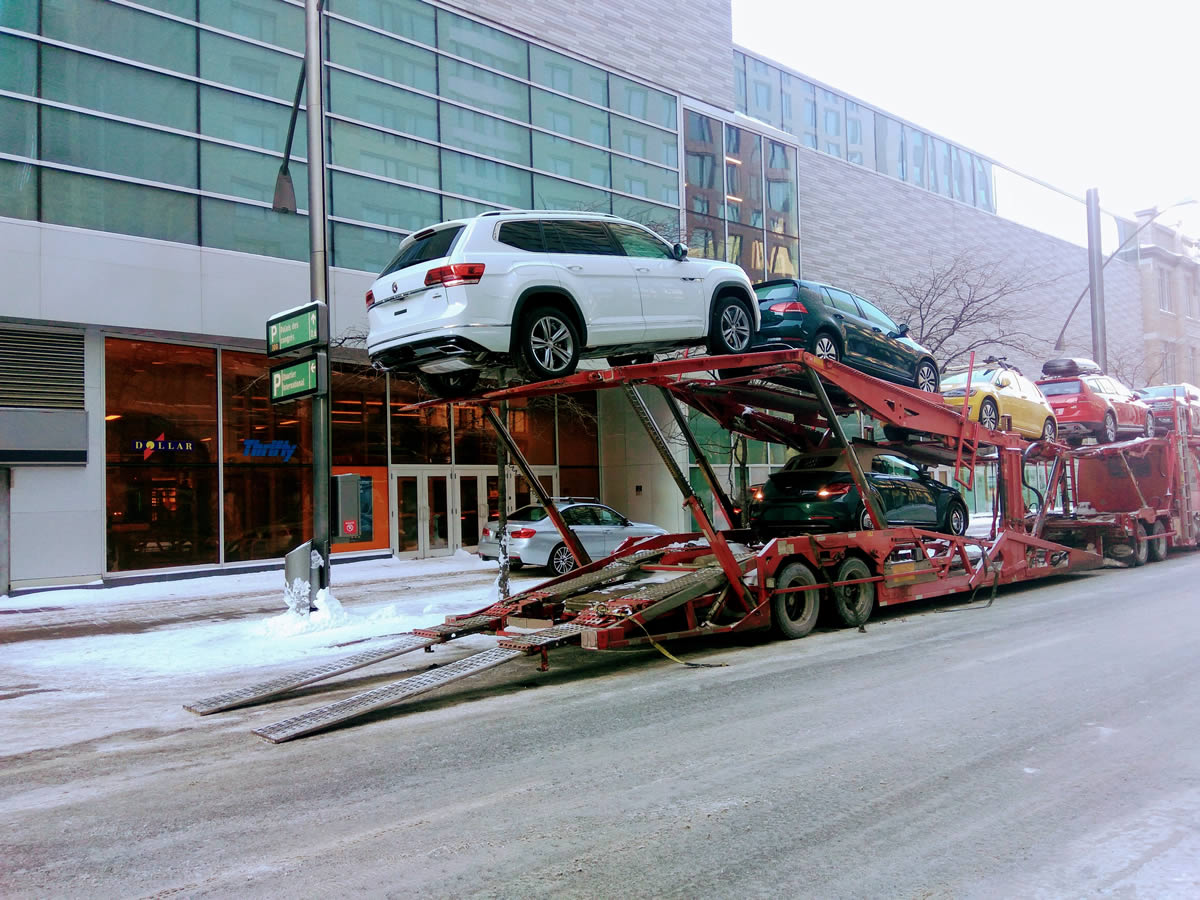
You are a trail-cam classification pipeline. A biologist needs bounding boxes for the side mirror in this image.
[672,242,689,261]
[895,323,910,337]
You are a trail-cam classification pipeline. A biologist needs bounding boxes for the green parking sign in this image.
[270,354,324,403]
[267,302,324,357]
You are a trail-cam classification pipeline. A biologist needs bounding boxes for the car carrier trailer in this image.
[187,348,1127,742]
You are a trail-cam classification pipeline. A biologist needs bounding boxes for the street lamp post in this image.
[271,0,332,594]
[1053,196,1197,361]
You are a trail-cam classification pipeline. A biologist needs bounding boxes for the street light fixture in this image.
[1053,196,1198,354]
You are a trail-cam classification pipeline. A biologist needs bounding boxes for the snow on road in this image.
[1,552,511,678]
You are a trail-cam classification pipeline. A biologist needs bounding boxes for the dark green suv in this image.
[752,279,940,392]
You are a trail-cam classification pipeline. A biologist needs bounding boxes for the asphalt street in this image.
[3,554,1199,898]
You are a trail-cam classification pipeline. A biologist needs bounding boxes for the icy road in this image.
[2,551,1199,897]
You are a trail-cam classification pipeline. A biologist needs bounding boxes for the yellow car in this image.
[941,362,1057,440]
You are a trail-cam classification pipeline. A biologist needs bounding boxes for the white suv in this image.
[365,211,758,397]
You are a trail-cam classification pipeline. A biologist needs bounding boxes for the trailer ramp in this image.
[253,624,585,743]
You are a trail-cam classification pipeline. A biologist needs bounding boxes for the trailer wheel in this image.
[1131,521,1149,567]
[1148,519,1168,562]
[549,543,578,575]
[771,561,822,639]
[834,556,875,627]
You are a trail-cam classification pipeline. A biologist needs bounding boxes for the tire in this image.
[1042,418,1057,441]
[1100,411,1117,444]
[1130,520,1149,567]
[914,359,939,393]
[833,556,875,627]
[507,560,524,571]
[517,305,580,381]
[882,425,910,442]
[770,560,822,639]
[549,543,578,576]
[1147,519,1168,562]
[417,370,481,399]
[979,397,1000,431]
[606,353,654,367]
[706,295,754,356]
[812,331,840,363]
[858,504,877,530]
[943,499,969,536]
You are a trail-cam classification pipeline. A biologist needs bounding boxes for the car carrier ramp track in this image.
[253,624,586,743]
[184,621,496,716]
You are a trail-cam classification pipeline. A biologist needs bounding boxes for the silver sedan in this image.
[477,500,667,575]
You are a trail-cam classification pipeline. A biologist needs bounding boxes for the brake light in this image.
[753,487,764,501]
[509,528,536,539]
[425,263,486,286]
[768,301,808,314]
[817,482,854,498]
[481,526,491,538]
[365,289,375,310]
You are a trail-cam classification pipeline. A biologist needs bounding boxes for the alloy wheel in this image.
[979,399,1000,431]
[719,304,752,352]
[814,335,839,361]
[915,361,938,392]
[529,314,575,374]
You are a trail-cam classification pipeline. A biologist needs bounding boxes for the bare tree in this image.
[879,251,1066,370]
[1105,337,1161,389]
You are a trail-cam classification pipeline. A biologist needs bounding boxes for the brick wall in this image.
[795,148,1144,382]
[451,0,735,111]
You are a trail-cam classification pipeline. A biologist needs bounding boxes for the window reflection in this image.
[845,101,874,168]
[746,57,778,128]
[781,74,817,149]
[686,211,724,260]
[818,89,842,158]
[874,115,904,180]
[726,220,765,281]
[765,140,797,236]
[723,124,762,227]
[904,126,926,188]
[685,111,723,217]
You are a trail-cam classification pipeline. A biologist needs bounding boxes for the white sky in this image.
[732,0,1200,238]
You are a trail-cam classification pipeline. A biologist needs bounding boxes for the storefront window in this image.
[105,338,219,571]
[222,350,312,563]
[391,377,452,464]
[557,392,600,498]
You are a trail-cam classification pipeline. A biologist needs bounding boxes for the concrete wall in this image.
[793,148,1145,380]
[0,218,376,587]
[453,0,735,112]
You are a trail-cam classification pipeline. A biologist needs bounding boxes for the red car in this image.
[1136,383,1200,435]
[1036,358,1153,444]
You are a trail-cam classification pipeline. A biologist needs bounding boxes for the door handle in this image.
[872,327,882,333]
[568,265,584,271]
[834,313,845,320]
[636,267,650,273]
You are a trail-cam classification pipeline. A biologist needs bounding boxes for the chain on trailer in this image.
[187,347,1198,743]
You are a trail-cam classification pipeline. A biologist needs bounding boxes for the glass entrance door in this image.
[390,468,452,558]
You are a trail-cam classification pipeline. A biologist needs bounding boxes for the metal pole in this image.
[1085,188,1107,371]
[305,0,331,593]
[806,367,887,528]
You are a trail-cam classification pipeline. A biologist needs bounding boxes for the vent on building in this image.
[0,329,85,409]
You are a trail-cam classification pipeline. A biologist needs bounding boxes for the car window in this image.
[1040,379,1081,396]
[1083,376,1107,393]
[787,454,841,470]
[562,506,598,526]
[379,225,463,276]
[823,287,861,316]
[872,454,919,477]
[591,506,625,526]
[543,220,624,256]
[497,220,545,252]
[854,297,898,332]
[607,223,673,259]
[509,504,549,522]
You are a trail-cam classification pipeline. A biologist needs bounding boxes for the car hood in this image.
[898,335,934,357]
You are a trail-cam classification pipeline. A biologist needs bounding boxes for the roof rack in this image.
[476,209,620,219]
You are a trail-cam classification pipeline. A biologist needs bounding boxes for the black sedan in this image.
[750,445,969,538]
[752,279,940,392]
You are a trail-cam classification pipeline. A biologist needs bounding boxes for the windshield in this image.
[507,505,549,522]
[1139,385,1189,398]
[754,281,799,302]
[379,225,463,277]
[1039,380,1081,396]
[941,369,999,387]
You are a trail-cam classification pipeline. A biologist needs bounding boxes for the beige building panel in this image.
[445,0,735,110]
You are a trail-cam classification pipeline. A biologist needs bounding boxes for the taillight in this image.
[425,263,486,287]
[817,482,854,498]
[365,289,375,310]
[509,527,536,539]
[481,526,491,538]
[768,300,808,314]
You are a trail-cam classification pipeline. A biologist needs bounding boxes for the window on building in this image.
[904,127,927,189]
[105,339,219,572]
[1189,272,1199,318]
[746,57,779,128]
[764,140,798,237]
[818,90,843,158]
[732,51,748,114]
[1159,269,1174,312]
[930,138,952,197]
[951,147,973,203]
[1162,343,1178,382]
[530,45,607,106]
[845,101,875,168]
[723,124,762,227]
[781,74,817,149]
[874,116,904,180]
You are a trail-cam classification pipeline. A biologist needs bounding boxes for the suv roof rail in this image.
[475,209,619,219]
[551,495,602,504]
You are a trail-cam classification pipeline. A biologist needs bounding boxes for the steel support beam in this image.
[657,385,740,527]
